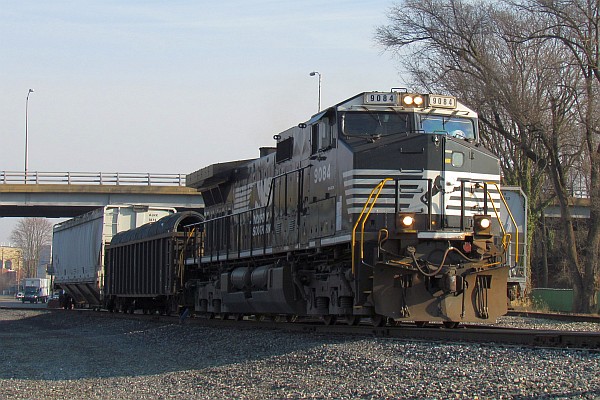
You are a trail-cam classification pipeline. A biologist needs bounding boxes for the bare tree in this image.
[10,218,53,278]
[513,0,600,314]
[376,0,599,311]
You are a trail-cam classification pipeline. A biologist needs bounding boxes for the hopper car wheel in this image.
[443,321,460,329]
[415,321,428,328]
[345,315,361,326]
[322,315,337,325]
[274,315,297,323]
[370,315,387,327]
[218,313,229,320]
[233,314,244,321]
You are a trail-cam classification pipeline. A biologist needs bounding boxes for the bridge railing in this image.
[0,171,187,186]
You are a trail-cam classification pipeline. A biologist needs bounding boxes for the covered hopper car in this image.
[52,205,176,307]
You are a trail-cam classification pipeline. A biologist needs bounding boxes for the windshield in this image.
[342,112,410,137]
[420,115,476,140]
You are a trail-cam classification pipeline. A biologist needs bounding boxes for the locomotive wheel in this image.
[443,321,460,329]
[321,315,337,325]
[345,315,361,326]
[415,321,428,327]
[370,315,387,327]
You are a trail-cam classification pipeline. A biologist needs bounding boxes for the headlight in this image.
[402,94,425,108]
[473,215,492,235]
[397,213,416,231]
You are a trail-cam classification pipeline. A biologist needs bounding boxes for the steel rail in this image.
[508,310,600,324]
[16,307,599,351]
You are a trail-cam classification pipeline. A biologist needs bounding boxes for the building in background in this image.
[0,246,23,294]
[36,245,52,280]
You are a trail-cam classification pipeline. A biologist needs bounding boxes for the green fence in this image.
[530,288,600,313]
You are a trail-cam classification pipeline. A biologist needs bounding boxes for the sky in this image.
[0,0,406,244]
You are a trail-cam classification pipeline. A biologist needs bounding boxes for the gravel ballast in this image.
[0,309,598,399]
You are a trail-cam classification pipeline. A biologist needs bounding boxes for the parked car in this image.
[15,292,24,300]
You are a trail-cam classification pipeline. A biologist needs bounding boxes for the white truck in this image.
[22,278,50,303]
[52,205,175,307]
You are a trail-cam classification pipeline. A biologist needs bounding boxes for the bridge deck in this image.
[0,172,203,218]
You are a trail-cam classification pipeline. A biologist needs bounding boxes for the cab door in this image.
[441,136,474,229]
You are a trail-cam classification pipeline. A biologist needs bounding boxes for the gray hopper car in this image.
[52,205,176,307]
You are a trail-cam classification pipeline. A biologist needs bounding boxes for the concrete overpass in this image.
[0,171,203,217]
[543,197,591,219]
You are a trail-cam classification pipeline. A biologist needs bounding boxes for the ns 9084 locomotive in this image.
[185,90,518,326]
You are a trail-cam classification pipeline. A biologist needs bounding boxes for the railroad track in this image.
[26,307,599,351]
[507,309,600,323]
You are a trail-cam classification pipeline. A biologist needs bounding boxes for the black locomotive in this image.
[105,90,518,326]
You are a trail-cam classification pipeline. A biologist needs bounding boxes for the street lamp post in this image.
[25,88,34,183]
[309,71,321,112]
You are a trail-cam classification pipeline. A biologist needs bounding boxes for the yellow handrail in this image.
[351,178,393,275]
[486,182,519,263]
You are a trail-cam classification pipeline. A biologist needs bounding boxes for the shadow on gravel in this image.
[0,310,350,381]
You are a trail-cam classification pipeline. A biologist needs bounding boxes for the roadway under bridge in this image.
[0,171,204,218]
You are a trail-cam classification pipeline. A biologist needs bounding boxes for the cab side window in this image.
[311,124,320,155]
[311,118,335,155]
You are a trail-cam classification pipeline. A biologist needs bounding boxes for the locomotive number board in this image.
[363,92,398,105]
[428,95,457,109]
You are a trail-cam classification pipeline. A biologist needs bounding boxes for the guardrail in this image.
[0,171,187,186]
